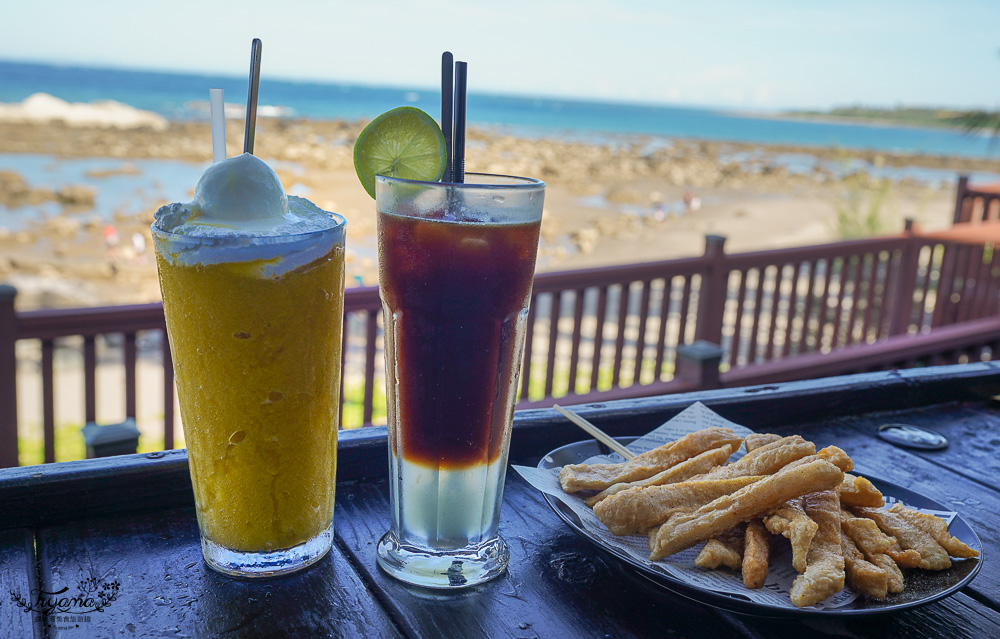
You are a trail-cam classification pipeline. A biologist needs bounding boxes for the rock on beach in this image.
[0,170,96,209]
[0,93,168,130]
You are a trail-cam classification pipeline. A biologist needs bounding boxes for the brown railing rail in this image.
[0,288,392,468]
[3,180,1000,467]
[515,228,1000,406]
[954,176,1000,224]
[8,302,170,467]
[722,315,1000,388]
[519,249,711,407]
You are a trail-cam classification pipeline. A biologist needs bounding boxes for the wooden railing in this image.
[0,299,171,467]
[954,176,1000,224]
[3,203,1000,467]
[722,315,1000,388]
[0,287,390,468]
[514,228,1000,405]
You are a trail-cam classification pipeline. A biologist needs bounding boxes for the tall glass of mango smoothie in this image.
[152,152,346,577]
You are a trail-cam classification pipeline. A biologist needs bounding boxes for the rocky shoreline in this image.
[0,117,986,310]
[4,118,998,185]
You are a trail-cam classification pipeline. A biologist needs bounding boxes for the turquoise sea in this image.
[1,60,998,158]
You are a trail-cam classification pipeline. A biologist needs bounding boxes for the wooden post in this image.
[953,175,969,225]
[694,235,728,346]
[675,340,723,390]
[0,285,18,468]
[162,334,175,450]
[888,219,920,337]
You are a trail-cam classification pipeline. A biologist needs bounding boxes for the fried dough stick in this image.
[559,427,743,493]
[887,503,979,559]
[758,444,854,574]
[742,519,770,589]
[790,490,846,607]
[852,507,952,570]
[784,446,854,473]
[840,528,888,599]
[841,514,905,593]
[743,433,782,452]
[694,524,745,570]
[692,436,816,480]
[842,510,918,588]
[757,446,852,575]
[763,497,818,573]
[594,476,763,536]
[648,459,844,561]
[838,474,884,508]
[585,445,734,507]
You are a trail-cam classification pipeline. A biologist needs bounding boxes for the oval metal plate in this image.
[537,436,981,617]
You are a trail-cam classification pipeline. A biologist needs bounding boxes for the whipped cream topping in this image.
[155,195,339,238]
[152,153,344,275]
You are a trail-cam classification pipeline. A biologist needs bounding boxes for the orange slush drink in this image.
[152,153,346,576]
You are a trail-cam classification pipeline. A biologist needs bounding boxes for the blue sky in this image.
[1,0,998,110]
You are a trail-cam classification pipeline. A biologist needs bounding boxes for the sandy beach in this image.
[2,112,995,311]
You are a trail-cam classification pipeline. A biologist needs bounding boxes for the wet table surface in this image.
[2,363,999,638]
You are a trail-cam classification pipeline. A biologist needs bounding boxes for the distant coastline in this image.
[2,60,999,159]
[780,106,982,133]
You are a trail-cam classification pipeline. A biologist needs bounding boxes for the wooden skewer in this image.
[553,404,636,460]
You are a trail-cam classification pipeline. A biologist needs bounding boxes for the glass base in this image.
[376,530,509,588]
[201,522,334,578]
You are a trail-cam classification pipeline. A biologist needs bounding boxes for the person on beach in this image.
[683,190,701,213]
[650,192,667,222]
[103,223,120,260]
[132,231,147,262]
[653,202,667,222]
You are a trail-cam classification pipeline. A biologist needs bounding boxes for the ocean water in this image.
[1,60,998,159]
[0,153,312,231]
[4,60,1000,233]
[0,153,209,230]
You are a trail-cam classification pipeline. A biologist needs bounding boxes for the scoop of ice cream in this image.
[194,152,288,223]
[152,152,345,275]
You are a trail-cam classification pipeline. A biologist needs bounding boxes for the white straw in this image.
[209,88,226,163]
[553,404,636,460]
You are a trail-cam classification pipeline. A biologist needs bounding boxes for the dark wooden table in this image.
[3,363,999,638]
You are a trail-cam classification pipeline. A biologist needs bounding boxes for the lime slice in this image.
[353,106,447,199]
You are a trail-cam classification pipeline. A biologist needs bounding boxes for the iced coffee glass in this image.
[153,193,346,578]
[375,173,544,588]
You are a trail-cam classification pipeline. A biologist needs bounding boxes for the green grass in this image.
[18,423,87,466]
[341,378,388,429]
[17,420,185,466]
[833,174,894,240]
[520,357,676,402]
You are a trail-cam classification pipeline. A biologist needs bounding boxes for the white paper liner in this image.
[513,402,958,611]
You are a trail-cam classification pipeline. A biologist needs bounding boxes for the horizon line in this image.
[2,56,993,116]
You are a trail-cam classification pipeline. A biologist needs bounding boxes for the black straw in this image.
[453,61,467,184]
[244,38,262,155]
[441,52,454,183]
